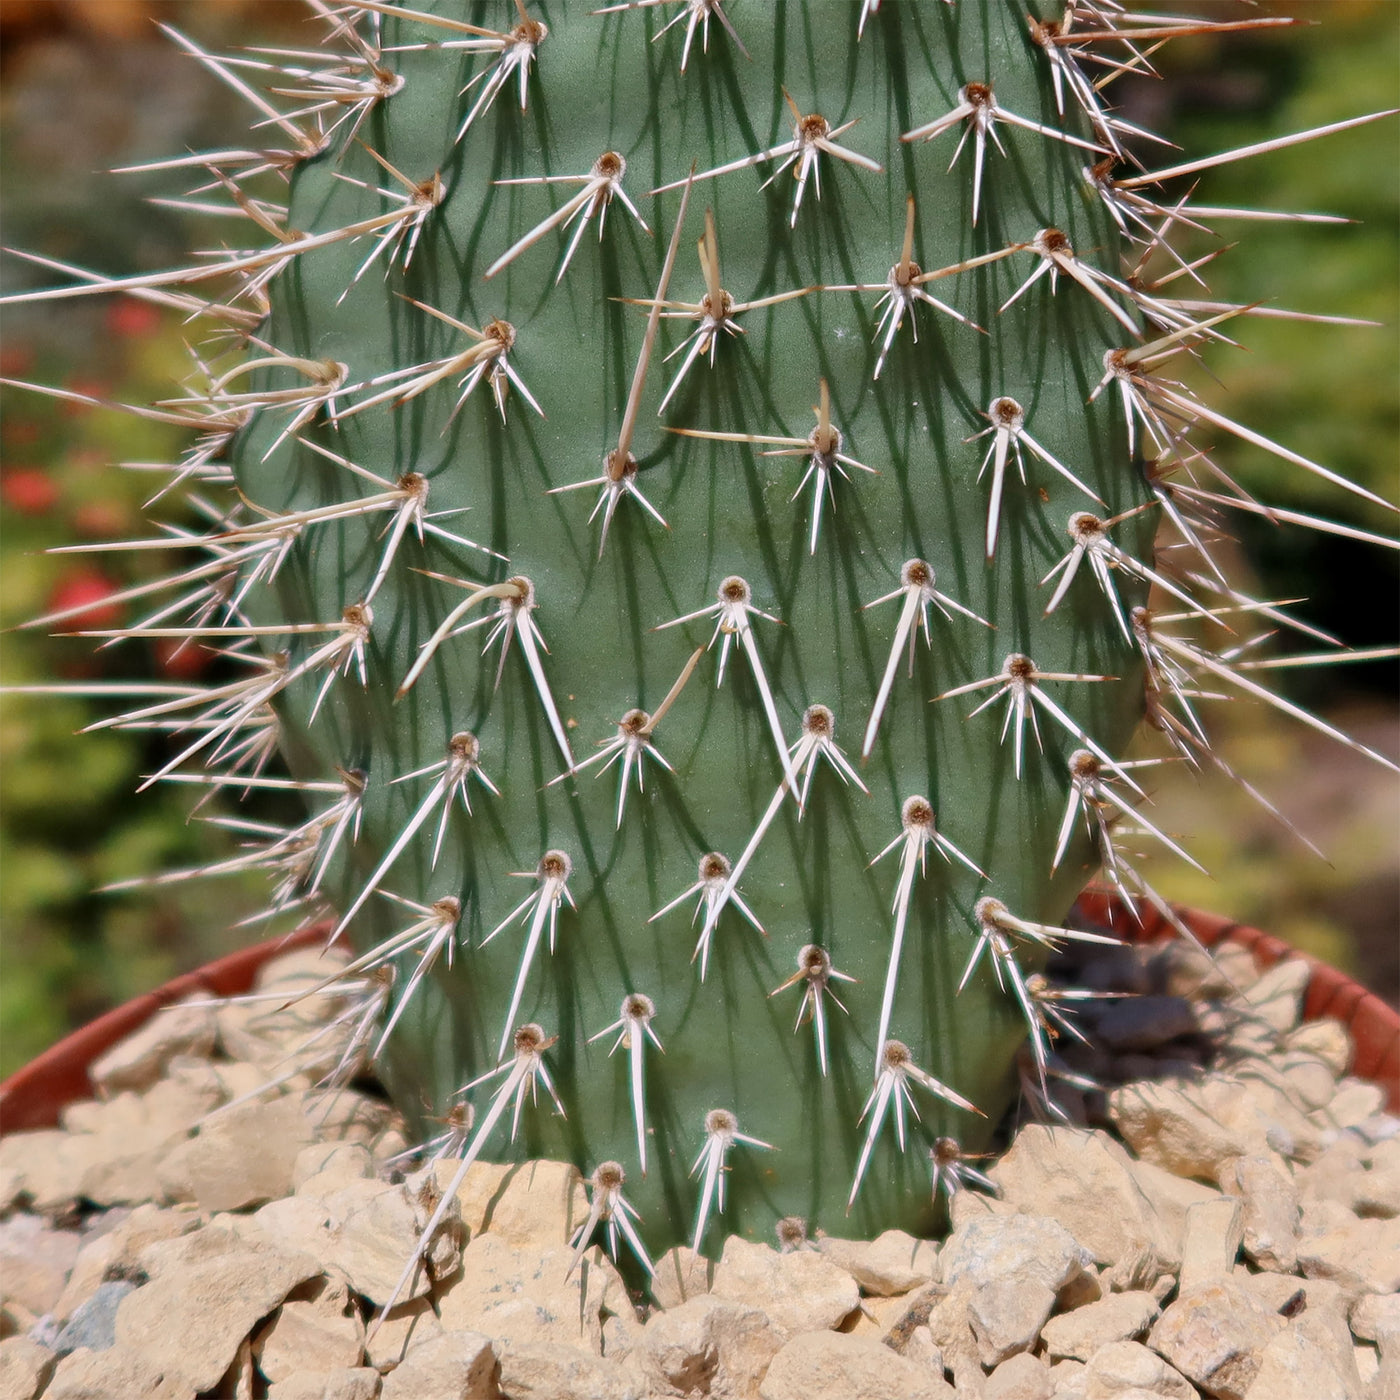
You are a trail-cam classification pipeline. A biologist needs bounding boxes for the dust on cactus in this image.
[4,0,1396,1292]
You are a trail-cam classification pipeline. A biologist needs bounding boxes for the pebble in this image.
[266,1367,382,1400]
[1110,1076,1270,1180]
[1040,1292,1160,1361]
[630,1293,783,1400]
[42,1343,197,1400]
[1240,960,1310,1035]
[816,1229,938,1295]
[1352,1294,1400,1359]
[1088,995,1200,1052]
[988,1127,1167,1268]
[378,1329,498,1400]
[51,1279,136,1356]
[1228,1154,1300,1272]
[1081,1339,1195,1400]
[1178,1196,1244,1291]
[710,1236,860,1337]
[498,1340,632,1399]
[252,1275,365,1382]
[0,1214,81,1316]
[650,1245,713,1310]
[758,1330,956,1400]
[941,1214,1094,1365]
[0,1335,56,1400]
[89,994,217,1096]
[1297,1214,1400,1301]
[983,1351,1054,1400]
[1148,1277,1287,1400]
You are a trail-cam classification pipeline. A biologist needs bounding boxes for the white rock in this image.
[758,1330,955,1400]
[433,1158,587,1251]
[711,1237,860,1337]
[0,1336,56,1400]
[497,1341,635,1399]
[1354,1345,1379,1388]
[651,1245,712,1311]
[1244,1311,1363,1400]
[1352,1294,1400,1360]
[1081,1340,1195,1400]
[989,1127,1168,1268]
[817,1230,937,1296]
[253,1275,364,1382]
[54,1203,200,1319]
[292,1143,374,1192]
[42,1343,196,1400]
[435,1235,630,1354]
[1147,1277,1287,1400]
[941,1215,1094,1366]
[267,1368,382,1400]
[632,1293,784,1400]
[0,1214,81,1315]
[1238,960,1309,1034]
[1110,1077,1263,1180]
[90,994,217,1096]
[379,1329,498,1400]
[159,1095,316,1212]
[984,1351,1053,1400]
[1228,1156,1300,1272]
[114,1233,321,1392]
[1326,1080,1387,1130]
[363,1296,443,1373]
[1040,1292,1159,1361]
[1282,1019,1351,1077]
[1298,1215,1400,1301]
[1178,1196,1243,1292]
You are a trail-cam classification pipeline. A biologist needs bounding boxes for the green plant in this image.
[4,0,1395,1285]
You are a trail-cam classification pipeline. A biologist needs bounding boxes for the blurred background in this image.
[0,0,1395,1077]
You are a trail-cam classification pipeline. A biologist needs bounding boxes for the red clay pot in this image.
[0,923,336,1135]
[1,901,1395,1135]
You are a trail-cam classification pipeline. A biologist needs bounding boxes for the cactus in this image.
[4,2,1396,1280]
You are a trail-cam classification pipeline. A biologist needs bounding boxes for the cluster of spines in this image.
[3,0,1397,1284]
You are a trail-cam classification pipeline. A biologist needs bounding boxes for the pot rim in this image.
[1,896,1394,1136]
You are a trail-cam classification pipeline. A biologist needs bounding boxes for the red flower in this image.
[105,299,163,340]
[47,569,123,630]
[1,468,59,515]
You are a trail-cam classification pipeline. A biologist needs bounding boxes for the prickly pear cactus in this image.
[7,1,1396,1274]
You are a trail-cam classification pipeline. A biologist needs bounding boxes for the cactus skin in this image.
[231,0,1146,1252]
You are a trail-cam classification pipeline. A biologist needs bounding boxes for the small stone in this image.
[497,1341,630,1400]
[650,1246,712,1311]
[52,1280,137,1356]
[0,1214,82,1315]
[0,1335,56,1400]
[1088,995,1199,1052]
[362,1297,442,1373]
[984,1351,1053,1400]
[159,1095,316,1213]
[253,1275,364,1382]
[941,1215,1094,1366]
[1109,1077,1262,1180]
[1352,1295,1400,1359]
[114,1233,320,1392]
[1040,1292,1159,1362]
[631,1293,783,1400]
[437,1158,587,1251]
[1282,1020,1352,1078]
[1369,1356,1400,1400]
[989,1127,1168,1268]
[1120,1159,1218,1270]
[900,1326,944,1375]
[1178,1196,1243,1292]
[1275,1053,1338,1111]
[54,1203,199,1319]
[90,994,217,1096]
[1047,1358,1086,1397]
[1228,1156,1299,1272]
[1298,1214,1400,1301]
[379,1329,498,1400]
[711,1237,860,1337]
[1081,1340,1195,1400]
[292,1143,374,1192]
[43,1343,197,1399]
[1325,1080,1387,1131]
[435,1236,630,1355]
[1244,1310,1364,1400]
[817,1230,938,1296]
[266,1368,382,1400]
[1148,1277,1286,1400]
[1233,1272,1347,1326]
[1354,1345,1379,1387]
[1238,960,1309,1034]
[758,1330,955,1400]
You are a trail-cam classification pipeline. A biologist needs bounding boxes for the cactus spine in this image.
[5,2,1395,1273]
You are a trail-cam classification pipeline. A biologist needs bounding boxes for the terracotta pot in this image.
[2,901,1395,1135]
[0,922,335,1135]
[1072,888,1399,1111]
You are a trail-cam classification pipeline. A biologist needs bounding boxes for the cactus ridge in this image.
[4,1,1397,1285]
